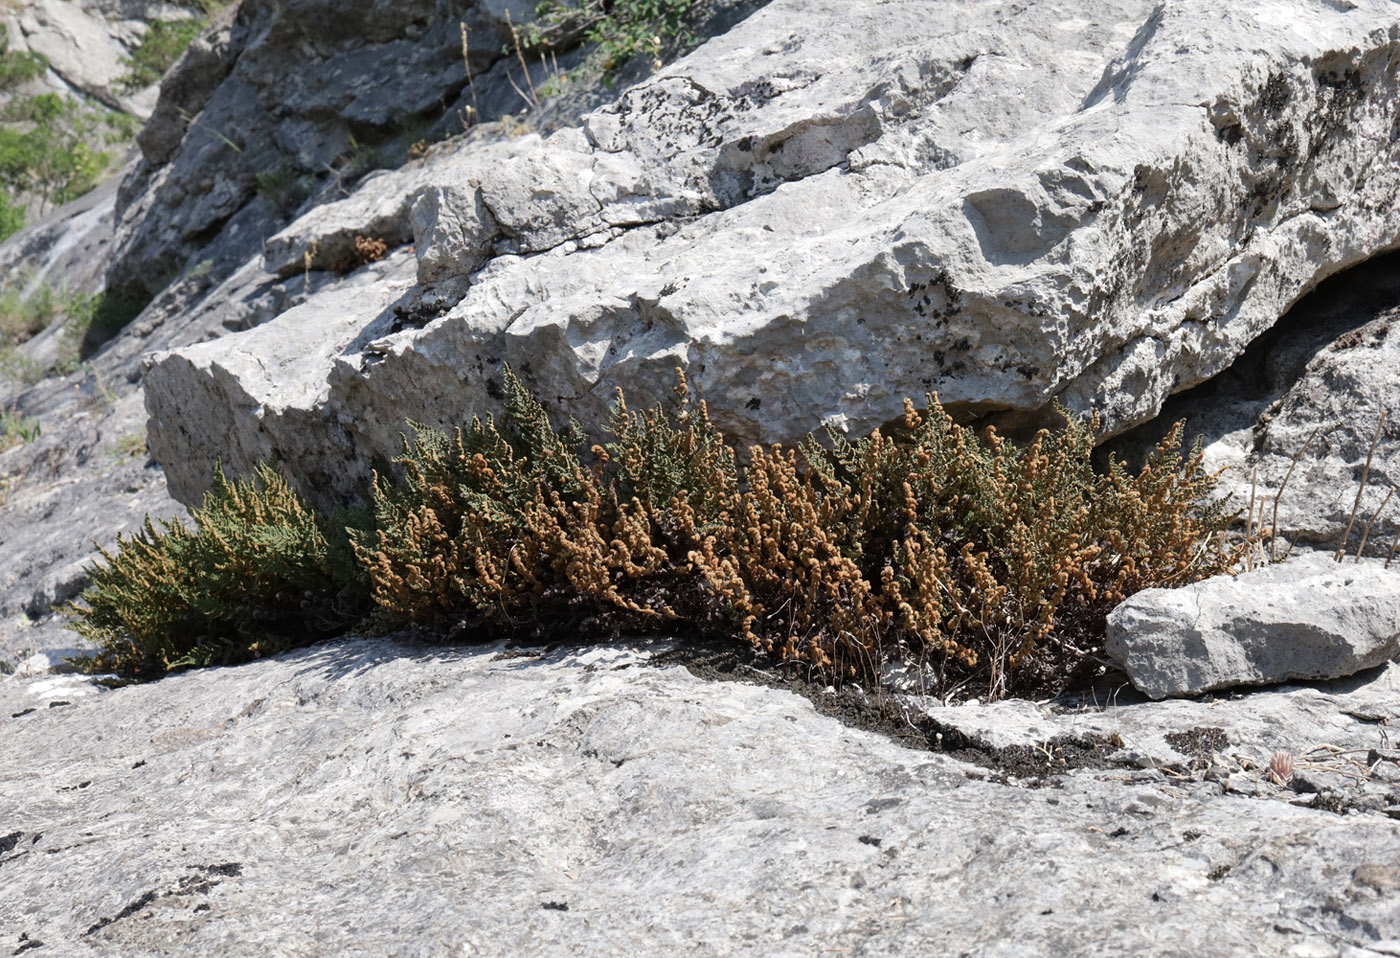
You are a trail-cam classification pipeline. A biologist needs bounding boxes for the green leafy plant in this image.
[66,463,370,678]
[0,280,59,346]
[0,404,40,449]
[518,0,701,83]
[0,25,48,93]
[0,93,126,211]
[117,18,206,92]
[0,191,24,241]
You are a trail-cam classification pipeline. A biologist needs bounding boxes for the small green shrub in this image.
[0,191,24,241]
[0,405,40,449]
[0,25,48,93]
[520,0,701,81]
[255,165,317,214]
[117,18,206,92]
[0,93,125,211]
[68,371,1240,692]
[357,370,731,632]
[0,281,59,346]
[66,463,370,678]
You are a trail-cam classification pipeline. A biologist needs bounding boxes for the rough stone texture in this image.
[105,0,611,301]
[1111,250,1400,558]
[3,637,1400,956]
[143,0,1400,506]
[1105,552,1400,700]
[2,0,169,117]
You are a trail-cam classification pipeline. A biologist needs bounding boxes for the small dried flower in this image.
[1268,750,1294,785]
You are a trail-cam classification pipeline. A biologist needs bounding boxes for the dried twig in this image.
[459,21,480,121]
[1270,424,1320,561]
[1246,464,1257,569]
[1335,411,1387,562]
[1356,485,1395,561]
[505,10,540,108]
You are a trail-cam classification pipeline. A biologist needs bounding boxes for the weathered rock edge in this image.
[145,0,1400,506]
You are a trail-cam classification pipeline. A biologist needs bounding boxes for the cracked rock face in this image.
[143,0,1400,507]
[3,638,1399,956]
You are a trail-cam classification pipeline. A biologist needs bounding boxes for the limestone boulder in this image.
[141,0,1400,506]
[1105,552,1400,699]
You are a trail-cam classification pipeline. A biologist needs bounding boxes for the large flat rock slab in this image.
[3,637,1400,955]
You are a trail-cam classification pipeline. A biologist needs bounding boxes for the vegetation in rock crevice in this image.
[517,0,703,85]
[66,371,1240,694]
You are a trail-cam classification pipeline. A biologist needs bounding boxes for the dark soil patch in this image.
[1164,726,1229,766]
[649,637,1134,784]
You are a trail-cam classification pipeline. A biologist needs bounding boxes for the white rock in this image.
[144,0,1400,507]
[2,636,1399,954]
[1105,553,1400,699]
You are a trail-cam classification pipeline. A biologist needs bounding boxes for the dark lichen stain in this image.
[85,890,158,936]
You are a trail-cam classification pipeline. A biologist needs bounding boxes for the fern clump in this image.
[67,463,368,678]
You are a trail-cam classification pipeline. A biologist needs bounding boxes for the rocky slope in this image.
[140,0,1400,510]
[0,0,1398,953]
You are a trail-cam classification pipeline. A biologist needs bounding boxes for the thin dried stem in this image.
[1356,485,1395,561]
[505,10,540,108]
[1335,411,1387,562]
[1271,424,1320,561]
[459,21,480,121]
[1246,464,1258,569]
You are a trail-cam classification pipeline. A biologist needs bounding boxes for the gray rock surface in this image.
[1105,553,1400,699]
[3,637,1399,956]
[143,0,1400,506]
[1112,249,1400,559]
[1,0,168,117]
[104,0,642,302]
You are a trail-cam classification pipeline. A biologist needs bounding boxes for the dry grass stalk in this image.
[1335,411,1387,562]
[505,11,540,108]
[1355,485,1395,561]
[1270,424,1320,561]
[459,21,480,121]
